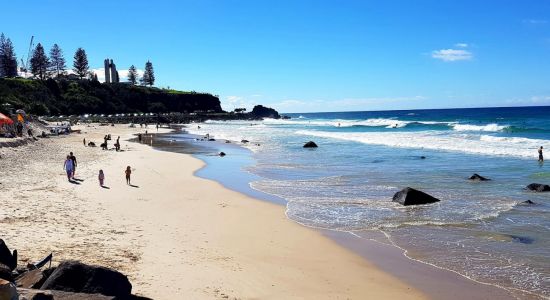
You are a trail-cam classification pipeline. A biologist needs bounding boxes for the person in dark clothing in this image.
[69,152,77,179]
[539,146,544,162]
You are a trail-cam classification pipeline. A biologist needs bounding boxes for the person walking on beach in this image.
[115,136,121,151]
[63,155,74,181]
[138,133,142,143]
[125,166,132,185]
[83,138,86,146]
[539,146,544,162]
[98,170,105,187]
[69,152,77,179]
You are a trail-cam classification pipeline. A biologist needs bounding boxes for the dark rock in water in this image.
[392,187,441,206]
[219,152,226,157]
[251,105,280,119]
[40,261,132,297]
[522,200,536,205]
[208,138,216,141]
[225,140,231,143]
[0,239,17,270]
[281,115,291,119]
[420,156,426,159]
[469,173,490,181]
[526,183,550,192]
[509,235,535,244]
[241,140,249,144]
[303,141,318,148]
[0,263,13,282]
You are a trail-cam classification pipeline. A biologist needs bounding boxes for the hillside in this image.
[0,78,222,115]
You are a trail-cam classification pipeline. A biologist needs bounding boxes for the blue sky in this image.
[1,0,550,112]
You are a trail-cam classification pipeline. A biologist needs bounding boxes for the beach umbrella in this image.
[0,113,14,125]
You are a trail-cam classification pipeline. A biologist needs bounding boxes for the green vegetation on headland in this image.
[0,78,222,116]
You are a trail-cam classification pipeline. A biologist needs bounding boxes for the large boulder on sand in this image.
[40,261,131,297]
[392,187,441,206]
[526,183,550,192]
[0,264,13,282]
[469,173,490,181]
[0,279,18,300]
[303,141,318,148]
[0,240,17,271]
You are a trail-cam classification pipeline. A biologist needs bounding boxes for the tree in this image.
[127,65,138,85]
[30,43,50,80]
[141,60,155,86]
[0,33,18,78]
[73,47,89,79]
[49,44,66,77]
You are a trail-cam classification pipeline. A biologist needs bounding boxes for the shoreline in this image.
[1,124,427,299]
[149,129,528,299]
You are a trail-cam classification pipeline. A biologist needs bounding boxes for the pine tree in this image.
[73,47,89,79]
[127,65,138,85]
[49,44,66,77]
[0,33,18,78]
[142,60,155,86]
[30,43,50,80]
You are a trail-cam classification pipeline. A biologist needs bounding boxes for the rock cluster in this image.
[0,239,150,300]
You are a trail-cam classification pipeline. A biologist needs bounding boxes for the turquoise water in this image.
[184,106,550,298]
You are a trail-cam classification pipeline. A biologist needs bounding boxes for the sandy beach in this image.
[0,124,428,299]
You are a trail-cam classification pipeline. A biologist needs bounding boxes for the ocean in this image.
[172,106,549,298]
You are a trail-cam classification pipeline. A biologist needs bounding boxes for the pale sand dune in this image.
[0,124,426,299]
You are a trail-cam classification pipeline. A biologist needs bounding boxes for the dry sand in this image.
[0,124,427,299]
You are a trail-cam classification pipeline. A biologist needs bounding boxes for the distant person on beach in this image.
[125,166,132,185]
[69,152,77,179]
[156,123,159,131]
[115,136,121,151]
[98,170,105,186]
[138,133,142,143]
[63,155,74,181]
[539,146,544,162]
[83,138,86,146]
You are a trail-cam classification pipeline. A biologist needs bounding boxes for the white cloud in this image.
[271,96,427,112]
[222,95,256,111]
[431,49,473,62]
[90,68,144,83]
[454,43,468,48]
[523,19,548,25]
[505,95,550,106]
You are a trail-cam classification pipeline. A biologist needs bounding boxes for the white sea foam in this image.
[262,118,444,128]
[295,130,545,158]
[452,123,508,132]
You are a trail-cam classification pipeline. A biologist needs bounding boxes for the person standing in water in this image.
[539,146,544,162]
[125,166,132,185]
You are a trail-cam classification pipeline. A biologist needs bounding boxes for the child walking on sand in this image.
[98,170,105,186]
[125,166,132,185]
[63,155,74,181]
